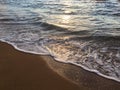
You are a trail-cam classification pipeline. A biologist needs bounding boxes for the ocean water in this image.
[0,0,120,82]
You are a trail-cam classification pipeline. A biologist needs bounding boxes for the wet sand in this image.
[0,41,80,90]
[0,41,120,90]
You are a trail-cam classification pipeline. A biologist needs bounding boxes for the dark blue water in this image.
[0,0,120,82]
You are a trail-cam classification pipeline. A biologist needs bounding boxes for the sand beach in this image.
[0,41,120,90]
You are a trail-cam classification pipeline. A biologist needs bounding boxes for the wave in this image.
[0,0,120,83]
[0,19,120,83]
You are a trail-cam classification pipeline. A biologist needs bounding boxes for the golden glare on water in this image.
[50,14,74,29]
[64,10,72,14]
[61,15,71,24]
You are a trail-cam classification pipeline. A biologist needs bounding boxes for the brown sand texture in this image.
[0,41,120,90]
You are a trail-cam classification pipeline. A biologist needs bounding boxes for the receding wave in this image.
[0,19,120,82]
[0,0,120,83]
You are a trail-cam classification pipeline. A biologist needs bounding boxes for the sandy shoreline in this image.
[0,41,120,90]
[0,41,80,90]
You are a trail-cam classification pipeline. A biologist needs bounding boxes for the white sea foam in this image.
[0,0,120,83]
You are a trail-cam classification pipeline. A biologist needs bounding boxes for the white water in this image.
[0,0,120,82]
